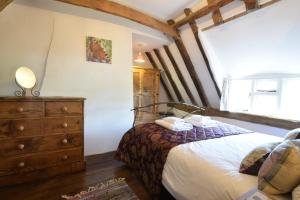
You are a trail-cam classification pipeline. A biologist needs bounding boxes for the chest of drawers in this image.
[0,97,85,186]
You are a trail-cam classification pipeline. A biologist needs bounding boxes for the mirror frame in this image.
[14,67,40,97]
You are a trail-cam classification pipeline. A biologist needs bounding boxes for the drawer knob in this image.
[62,123,68,128]
[62,138,68,144]
[18,162,25,168]
[18,125,25,132]
[17,107,24,113]
[18,144,25,150]
[62,106,68,112]
[62,155,68,160]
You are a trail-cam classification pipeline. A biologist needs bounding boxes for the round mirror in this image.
[15,67,36,89]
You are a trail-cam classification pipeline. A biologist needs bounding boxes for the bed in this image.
[115,104,290,199]
[162,132,289,200]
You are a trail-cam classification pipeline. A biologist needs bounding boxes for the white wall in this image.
[201,0,300,81]
[0,3,136,155]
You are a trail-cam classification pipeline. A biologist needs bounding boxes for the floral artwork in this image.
[86,36,112,64]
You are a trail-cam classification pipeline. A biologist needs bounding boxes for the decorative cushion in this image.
[239,142,280,175]
[293,185,300,200]
[258,139,300,195]
[284,128,300,140]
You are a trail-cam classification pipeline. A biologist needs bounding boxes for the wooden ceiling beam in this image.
[0,0,13,12]
[243,0,258,11]
[168,20,209,106]
[202,0,281,31]
[184,8,221,98]
[163,45,197,105]
[55,0,178,38]
[207,0,231,8]
[170,103,300,130]
[154,49,183,102]
[145,52,174,101]
[211,8,223,25]
[173,6,210,29]
[172,0,233,28]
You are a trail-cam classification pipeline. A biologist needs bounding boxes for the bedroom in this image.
[0,0,299,199]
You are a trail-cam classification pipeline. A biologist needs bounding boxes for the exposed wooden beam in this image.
[211,8,223,25]
[204,108,300,130]
[184,8,221,98]
[168,20,209,107]
[259,0,280,9]
[145,52,174,101]
[202,0,281,31]
[207,0,234,8]
[172,0,233,28]
[207,0,224,25]
[0,0,13,12]
[154,49,183,102]
[244,0,258,10]
[163,45,197,105]
[173,6,210,29]
[169,103,300,130]
[55,0,178,38]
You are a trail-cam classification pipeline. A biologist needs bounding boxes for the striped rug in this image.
[62,178,139,200]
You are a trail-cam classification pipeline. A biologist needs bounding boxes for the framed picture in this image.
[86,36,112,64]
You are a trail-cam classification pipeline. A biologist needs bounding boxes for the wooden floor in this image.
[0,152,151,200]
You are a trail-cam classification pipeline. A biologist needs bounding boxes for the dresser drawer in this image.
[44,117,82,134]
[0,133,82,157]
[0,148,82,176]
[45,102,83,117]
[0,102,43,119]
[0,119,42,139]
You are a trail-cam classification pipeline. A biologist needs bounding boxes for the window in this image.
[250,79,280,116]
[222,77,300,120]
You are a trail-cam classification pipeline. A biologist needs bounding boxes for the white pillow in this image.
[293,184,300,200]
[185,114,211,121]
[162,116,184,124]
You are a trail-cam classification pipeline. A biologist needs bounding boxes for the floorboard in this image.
[0,152,151,200]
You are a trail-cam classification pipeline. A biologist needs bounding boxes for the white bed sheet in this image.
[162,133,290,200]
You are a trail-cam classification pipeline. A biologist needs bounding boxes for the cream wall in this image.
[0,4,54,95]
[0,3,135,155]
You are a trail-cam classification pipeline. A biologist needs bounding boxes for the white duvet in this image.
[162,133,290,200]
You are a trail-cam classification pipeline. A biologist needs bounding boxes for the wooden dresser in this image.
[0,97,85,186]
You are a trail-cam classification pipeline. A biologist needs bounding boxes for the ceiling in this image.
[111,0,199,21]
[132,33,170,52]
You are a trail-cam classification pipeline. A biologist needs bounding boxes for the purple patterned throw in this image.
[115,121,252,196]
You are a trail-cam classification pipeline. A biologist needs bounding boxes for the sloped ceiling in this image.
[111,0,199,21]
[201,0,300,79]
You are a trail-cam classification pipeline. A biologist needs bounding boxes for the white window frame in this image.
[223,75,300,120]
[248,79,282,117]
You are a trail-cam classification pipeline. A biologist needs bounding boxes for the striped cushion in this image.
[258,139,300,194]
[239,142,280,175]
[284,128,300,140]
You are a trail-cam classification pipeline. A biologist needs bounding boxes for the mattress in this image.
[162,132,290,200]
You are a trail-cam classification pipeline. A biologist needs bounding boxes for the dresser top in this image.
[0,96,86,101]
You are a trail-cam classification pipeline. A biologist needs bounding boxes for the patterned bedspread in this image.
[115,121,252,196]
